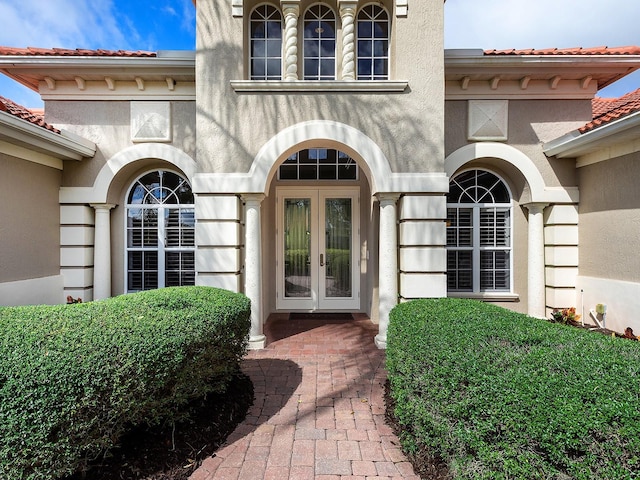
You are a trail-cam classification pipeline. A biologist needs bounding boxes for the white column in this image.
[281,1,300,81]
[525,203,548,318]
[90,203,115,300]
[375,193,400,349]
[339,1,358,80]
[242,194,266,349]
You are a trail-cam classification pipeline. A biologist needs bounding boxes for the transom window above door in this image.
[125,170,195,293]
[278,148,358,180]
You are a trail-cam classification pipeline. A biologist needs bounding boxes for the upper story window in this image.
[250,5,283,80]
[446,170,512,294]
[357,5,389,80]
[303,4,336,80]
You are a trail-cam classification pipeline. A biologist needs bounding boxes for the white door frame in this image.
[276,186,360,311]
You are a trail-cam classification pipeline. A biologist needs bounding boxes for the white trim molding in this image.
[232,0,243,17]
[0,110,96,161]
[230,80,408,93]
[445,142,579,204]
[59,143,198,204]
[396,0,408,17]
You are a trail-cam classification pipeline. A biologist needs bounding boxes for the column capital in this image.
[376,193,401,205]
[523,202,548,215]
[338,0,358,13]
[90,203,116,211]
[281,0,300,14]
[241,193,265,205]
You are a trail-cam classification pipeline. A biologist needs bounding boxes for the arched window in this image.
[250,4,283,80]
[357,4,389,80]
[125,170,195,292]
[303,4,336,80]
[446,170,512,293]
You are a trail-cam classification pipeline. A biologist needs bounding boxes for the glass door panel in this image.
[284,198,312,298]
[323,198,352,298]
[318,190,359,309]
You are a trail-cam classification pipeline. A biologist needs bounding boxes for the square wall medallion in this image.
[131,101,172,143]
[468,100,508,141]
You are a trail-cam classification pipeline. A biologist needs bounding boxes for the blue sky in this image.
[1,0,639,107]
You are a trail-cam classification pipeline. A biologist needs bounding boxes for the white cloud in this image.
[179,0,196,36]
[0,0,131,50]
[163,5,178,17]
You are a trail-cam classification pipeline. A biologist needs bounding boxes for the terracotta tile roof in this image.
[0,96,60,133]
[485,46,640,56]
[581,88,640,133]
[0,46,155,57]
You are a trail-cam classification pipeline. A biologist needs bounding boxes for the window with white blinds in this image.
[125,170,195,292]
[446,170,512,293]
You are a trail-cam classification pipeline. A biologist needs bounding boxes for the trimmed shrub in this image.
[387,298,640,480]
[0,286,250,480]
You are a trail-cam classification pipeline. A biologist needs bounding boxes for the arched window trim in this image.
[249,3,284,80]
[446,169,514,295]
[303,3,337,80]
[124,169,196,293]
[356,3,390,80]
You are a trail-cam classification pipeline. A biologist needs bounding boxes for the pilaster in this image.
[398,195,447,299]
[60,204,95,302]
[544,204,579,314]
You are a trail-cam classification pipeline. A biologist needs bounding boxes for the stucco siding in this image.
[0,153,61,283]
[45,100,196,188]
[578,153,640,282]
[445,99,587,188]
[196,0,445,177]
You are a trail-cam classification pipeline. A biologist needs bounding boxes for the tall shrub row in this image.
[387,298,640,479]
[0,286,251,480]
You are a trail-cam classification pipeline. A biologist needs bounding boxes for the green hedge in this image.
[0,286,250,480]
[387,298,640,480]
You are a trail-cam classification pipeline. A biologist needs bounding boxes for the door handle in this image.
[320,253,324,266]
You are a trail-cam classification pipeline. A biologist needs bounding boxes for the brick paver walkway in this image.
[190,313,419,480]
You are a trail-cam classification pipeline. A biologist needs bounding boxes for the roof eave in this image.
[0,52,196,92]
[543,110,640,158]
[445,50,640,70]
[0,110,96,161]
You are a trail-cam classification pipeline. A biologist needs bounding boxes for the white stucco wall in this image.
[196,0,445,177]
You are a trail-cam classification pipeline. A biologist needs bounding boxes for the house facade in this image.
[1,1,640,348]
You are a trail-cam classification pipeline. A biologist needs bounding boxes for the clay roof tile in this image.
[0,46,156,57]
[485,46,640,56]
[581,88,640,133]
[0,96,60,134]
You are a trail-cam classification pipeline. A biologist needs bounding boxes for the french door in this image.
[276,187,360,310]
